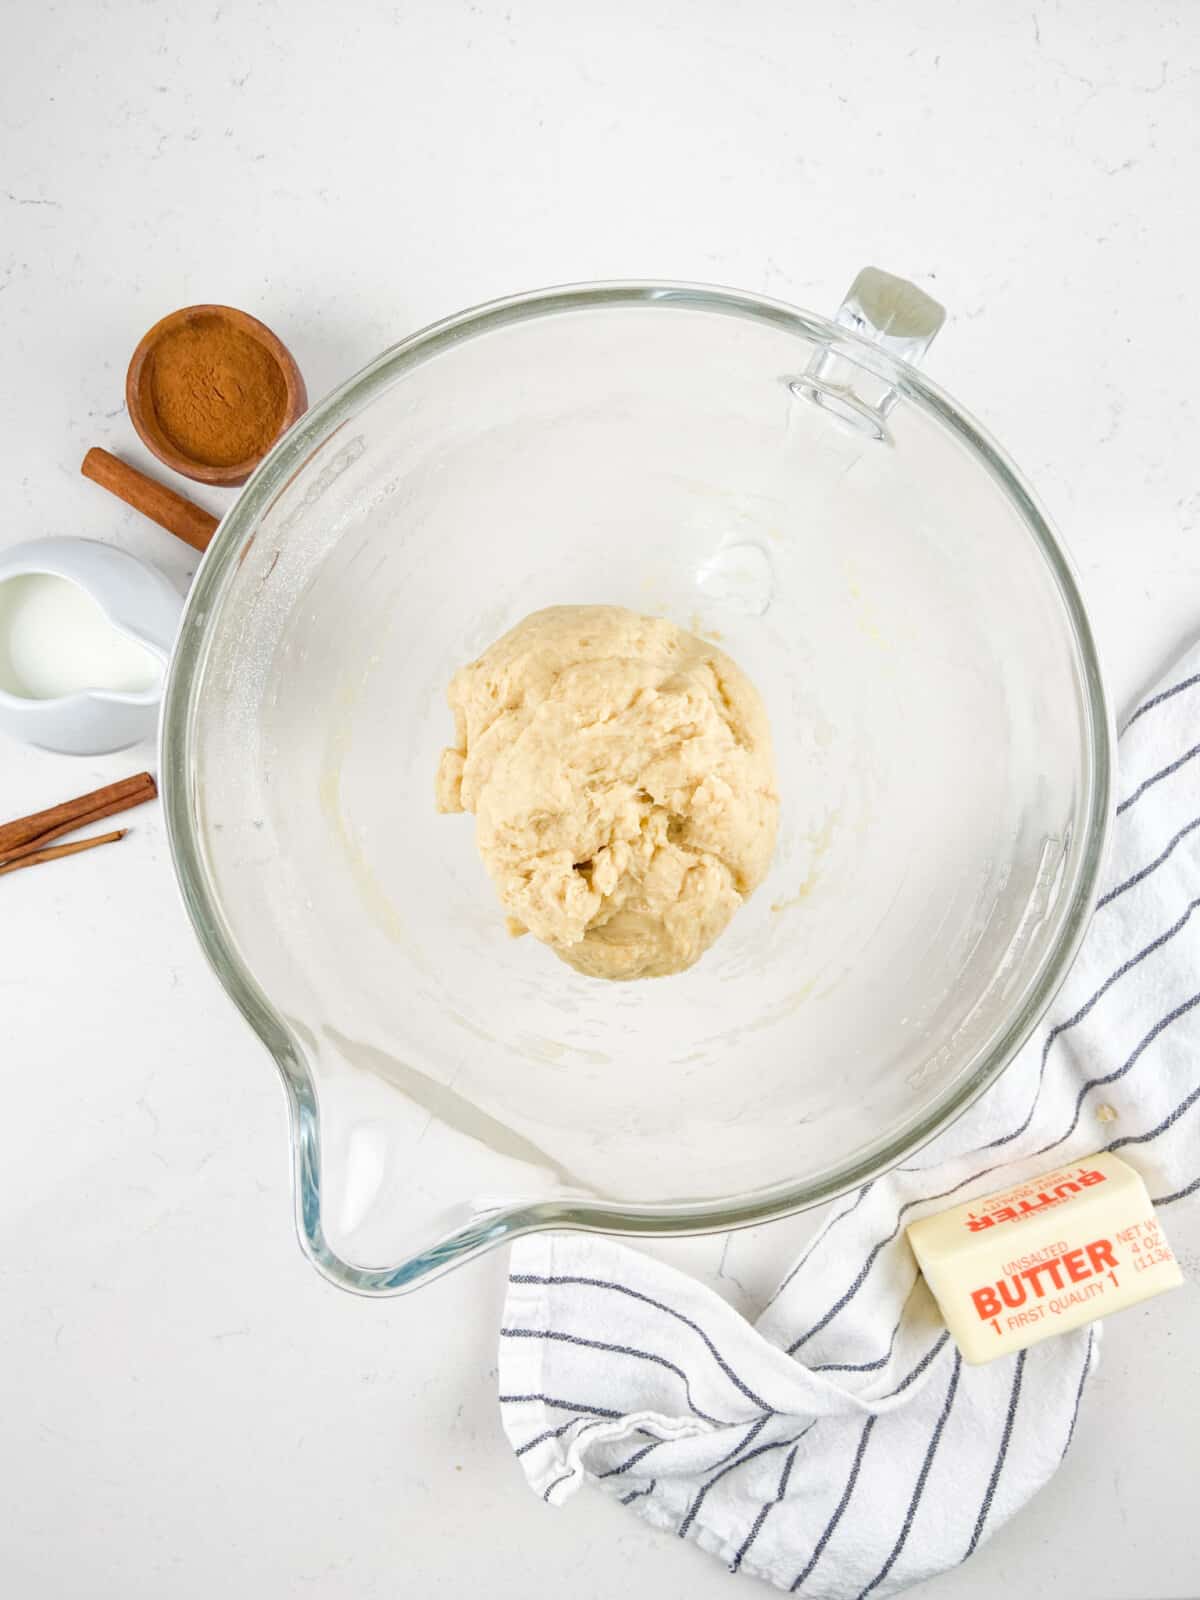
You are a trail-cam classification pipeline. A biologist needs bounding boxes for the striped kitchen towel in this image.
[499,641,1200,1597]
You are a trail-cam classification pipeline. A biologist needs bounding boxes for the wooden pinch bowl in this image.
[125,304,306,488]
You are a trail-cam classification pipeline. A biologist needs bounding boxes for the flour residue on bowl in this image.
[694,536,776,617]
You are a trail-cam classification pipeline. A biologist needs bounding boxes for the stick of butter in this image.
[906,1152,1183,1365]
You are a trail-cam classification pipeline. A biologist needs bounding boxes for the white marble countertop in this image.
[3,2,1199,1595]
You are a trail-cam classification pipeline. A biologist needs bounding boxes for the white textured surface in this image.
[2,2,1198,1595]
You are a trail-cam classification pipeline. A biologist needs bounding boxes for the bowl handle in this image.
[834,267,945,365]
[796,266,946,437]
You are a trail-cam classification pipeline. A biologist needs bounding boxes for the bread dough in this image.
[436,605,779,980]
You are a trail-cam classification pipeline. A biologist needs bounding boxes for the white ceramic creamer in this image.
[0,538,182,754]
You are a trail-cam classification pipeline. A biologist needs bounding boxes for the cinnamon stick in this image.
[81,447,220,553]
[0,771,157,862]
[0,829,127,878]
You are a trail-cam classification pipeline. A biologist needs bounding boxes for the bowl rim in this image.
[160,278,1114,1294]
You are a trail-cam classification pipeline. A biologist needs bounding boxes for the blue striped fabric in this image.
[499,643,1200,1597]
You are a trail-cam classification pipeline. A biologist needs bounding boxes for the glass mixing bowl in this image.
[161,271,1112,1293]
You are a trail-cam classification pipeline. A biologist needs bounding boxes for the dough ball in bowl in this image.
[437,605,779,980]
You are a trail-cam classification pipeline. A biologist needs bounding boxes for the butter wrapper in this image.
[906,1152,1183,1364]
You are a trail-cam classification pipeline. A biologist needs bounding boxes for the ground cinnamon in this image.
[144,313,287,467]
